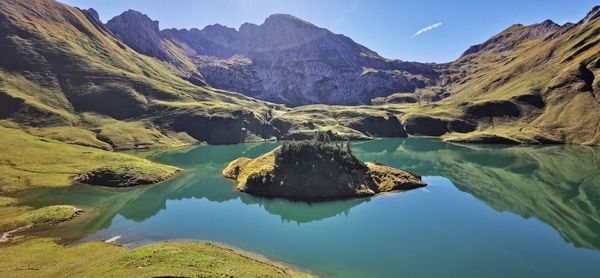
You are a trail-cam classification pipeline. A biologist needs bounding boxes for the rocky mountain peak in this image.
[113,10,160,32]
[461,19,560,57]
[528,19,560,33]
[239,22,259,33]
[581,5,600,23]
[106,9,172,61]
[84,8,100,22]
[203,23,237,34]
[263,14,315,27]
[108,11,436,105]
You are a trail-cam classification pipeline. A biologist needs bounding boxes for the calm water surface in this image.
[18,139,600,277]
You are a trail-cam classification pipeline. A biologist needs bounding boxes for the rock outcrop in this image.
[75,165,180,187]
[222,141,426,201]
[106,10,173,62]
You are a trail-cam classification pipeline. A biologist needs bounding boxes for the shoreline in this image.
[0,224,33,243]
[154,239,317,277]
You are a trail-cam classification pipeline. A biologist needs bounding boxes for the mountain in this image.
[106,11,438,105]
[1,0,599,194]
[0,0,273,191]
[106,10,173,63]
[103,7,600,144]
[0,0,420,191]
[2,2,599,275]
[437,6,600,144]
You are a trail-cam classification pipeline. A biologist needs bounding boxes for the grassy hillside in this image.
[0,123,178,193]
[436,9,600,144]
[0,0,284,147]
[0,239,311,277]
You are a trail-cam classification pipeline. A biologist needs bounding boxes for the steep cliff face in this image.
[104,10,206,85]
[106,10,172,62]
[109,13,438,106]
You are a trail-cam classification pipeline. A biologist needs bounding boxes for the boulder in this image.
[464,100,521,118]
[345,114,407,137]
[402,114,448,136]
[75,165,179,187]
[447,119,477,133]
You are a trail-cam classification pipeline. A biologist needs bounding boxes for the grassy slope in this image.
[0,239,311,277]
[0,122,177,236]
[0,124,178,193]
[438,14,600,144]
[0,0,276,149]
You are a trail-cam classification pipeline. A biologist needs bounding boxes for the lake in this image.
[17,138,600,277]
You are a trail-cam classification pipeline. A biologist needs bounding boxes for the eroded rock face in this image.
[222,141,425,201]
[464,100,521,119]
[447,119,477,133]
[344,115,407,137]
[106,10,173,63]
[403,114,449,136]
[109,12,437,106]
[166,111,280,144]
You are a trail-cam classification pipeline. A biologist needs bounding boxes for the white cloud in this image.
[411,22,443,37]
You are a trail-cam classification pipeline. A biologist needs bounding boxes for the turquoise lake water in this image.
[19,138,600,277]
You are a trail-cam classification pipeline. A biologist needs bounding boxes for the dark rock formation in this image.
[222,141,425,201]
[447,119,477,133]
[0,93,24,119]
[578,63,595,92]
[402,114,449,136]
[83,8,99,22]
[165,111,279,145]
[512,94,545,108]
[344,115,407,137]
[464,101,521,119]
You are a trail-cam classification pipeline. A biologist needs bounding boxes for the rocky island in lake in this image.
[223,134,426,200]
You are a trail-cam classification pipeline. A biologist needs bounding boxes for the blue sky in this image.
[59,0,598,63]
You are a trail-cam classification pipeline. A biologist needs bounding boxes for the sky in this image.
[58,0,598,63]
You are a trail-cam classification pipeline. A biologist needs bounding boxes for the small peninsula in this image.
[223,134,426,201]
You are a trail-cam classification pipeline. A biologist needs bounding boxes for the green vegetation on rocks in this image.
[1,204,84,241]
[0,125,178,193]
[17,205,83,226]
[223,134,425,200]
[75,164,179,187]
